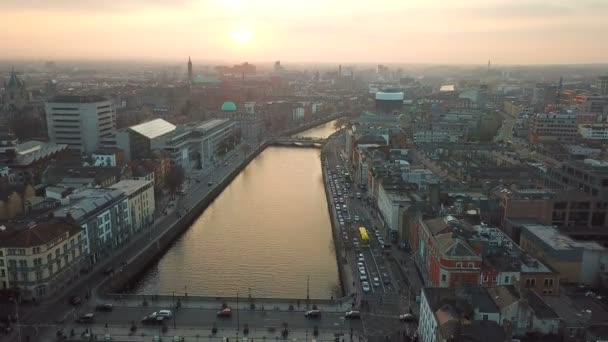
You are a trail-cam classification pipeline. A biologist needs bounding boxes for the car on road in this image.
[373,277,381,287]
[358,256,364,263]
[142,313,165,324]
[362,282,371,292]
[399,313,418,322]
[357,262,364,268]
[359,274,368,281]
[70,296,82,306]
[217,308,232,318]
[359,268,366,275]
[345,311,361,319]
[304,310,321,318]
[76,313,95,323]
[208,181,213,186]
[157,310,173,318]
[356,192,361,199]
[354,215,359,222]
[95,303,114,312]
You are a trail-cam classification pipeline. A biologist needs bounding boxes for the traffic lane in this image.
[87,308,362,331]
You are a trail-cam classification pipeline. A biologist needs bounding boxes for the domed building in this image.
[221,101,237,112]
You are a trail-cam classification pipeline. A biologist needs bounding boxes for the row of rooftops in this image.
[422,215,555,274]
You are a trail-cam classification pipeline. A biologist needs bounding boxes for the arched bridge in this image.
[268,137,327,147]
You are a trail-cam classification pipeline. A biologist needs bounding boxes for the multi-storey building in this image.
[411,215,560,294]
[578,123,608,140]
[0,218,85,300]
[597,76,608,96]
[519,223,608,286]
[45,95,116,154]
[529,113,577,144]
[52,188,125,266]
[545,159,608,200]
[413,216,483,288]
[493,186,608,233]
[110,180,155,234]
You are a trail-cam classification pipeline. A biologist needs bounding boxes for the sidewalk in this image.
[42,325,357,342]
[95,294,354,314]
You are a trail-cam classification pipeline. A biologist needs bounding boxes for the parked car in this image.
[95,303,113,312]
[304,310,321,318]
[362,282,371,292]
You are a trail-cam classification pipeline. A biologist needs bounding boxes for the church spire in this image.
[187,57,193,83]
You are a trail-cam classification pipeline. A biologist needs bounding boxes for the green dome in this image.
[221,101,237,112]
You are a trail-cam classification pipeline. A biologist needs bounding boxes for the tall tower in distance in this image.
[187,57,193,83]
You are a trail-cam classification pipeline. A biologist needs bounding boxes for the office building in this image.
[528,113,577,144]
[598,76,608,96]
[45,95,116,154]
[578,123,608,140]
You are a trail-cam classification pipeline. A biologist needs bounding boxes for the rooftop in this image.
[0,218,81,248]
[129,118,176,140]
[527,291,560,320]
[521,223,605,251]
[47,95,109,103]
[109,179,152,196]
[196,118,230,132]
[7,140,68,166]
[486,286,519,310]
[53,188,124,221]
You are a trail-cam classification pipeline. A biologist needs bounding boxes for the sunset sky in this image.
[1,0,607,64]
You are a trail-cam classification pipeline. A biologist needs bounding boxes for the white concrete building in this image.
[110,179,155,235]
[578,123,608,140]
[377,182,415,234]
[45,95,116,154]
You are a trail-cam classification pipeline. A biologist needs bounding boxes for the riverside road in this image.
[4,117,421,341]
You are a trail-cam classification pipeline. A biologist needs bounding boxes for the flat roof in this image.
[110,179,152,196]
[130,119,176,140]
[47,95,108,103]
[522,223,605,251]
[196,119,229,131]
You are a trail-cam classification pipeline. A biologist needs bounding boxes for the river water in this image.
[132,120,340,299]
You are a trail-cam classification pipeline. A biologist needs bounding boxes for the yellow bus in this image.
[358,227,369,247]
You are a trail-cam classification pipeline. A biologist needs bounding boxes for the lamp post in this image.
[236,292,240,340]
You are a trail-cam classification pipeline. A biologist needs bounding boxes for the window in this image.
[525,278,536,287]
[441,274,447,282]
[18,260,27,269]
[482,315,488,320]
[504,276,510,283]
[35,271,43,281]
[492,276,497,283]
[544,278,554,287]
[468,263,474,268]
[456,262,463,268]
[483,276,489,282]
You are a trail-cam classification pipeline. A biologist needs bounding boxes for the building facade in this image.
[110,180,155,234]
[529,113,577,144]
[0,218,85,300]
[45,95,116,154]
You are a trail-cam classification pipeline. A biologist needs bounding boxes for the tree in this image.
[165,165,185,196]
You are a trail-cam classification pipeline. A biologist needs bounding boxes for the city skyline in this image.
[1,0,608,64]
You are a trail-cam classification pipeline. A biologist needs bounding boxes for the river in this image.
[132,120,340,299]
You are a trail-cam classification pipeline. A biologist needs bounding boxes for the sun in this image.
[230,26,253,45]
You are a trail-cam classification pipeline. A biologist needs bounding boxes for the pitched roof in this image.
[0,218,81,248]
[487,286,519,310]
[527,291,560,320]
[435,233,478,258]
